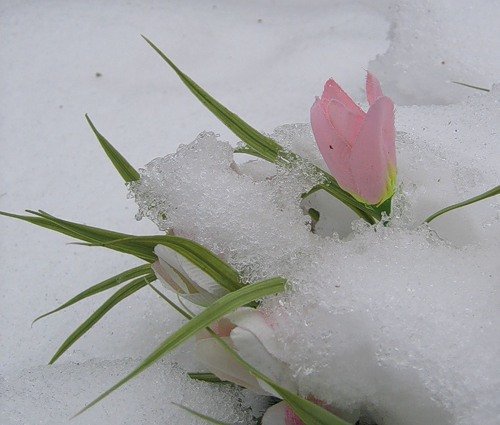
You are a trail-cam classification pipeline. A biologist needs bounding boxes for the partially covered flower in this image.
[196,307,296,396]
[310,72,396,205]
[195,317,265,392]
[262,399,335,425]
[262,401,301,425]
[152,244,228,307]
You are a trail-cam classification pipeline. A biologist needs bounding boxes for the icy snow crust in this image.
[132,89,499,424]
[2,1,499,424]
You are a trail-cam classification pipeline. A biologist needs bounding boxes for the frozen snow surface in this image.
[369,1,500,105]
[1,1,498,424]
[132,88,499,425]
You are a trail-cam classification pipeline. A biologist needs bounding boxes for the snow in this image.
[1,1,498,424]
[369,1,500,105]
[130,91,499,424]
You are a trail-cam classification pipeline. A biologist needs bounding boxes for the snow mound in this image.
[131,88,499,424]
[369,0,500,105]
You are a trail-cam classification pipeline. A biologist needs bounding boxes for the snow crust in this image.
[1,1,498,424]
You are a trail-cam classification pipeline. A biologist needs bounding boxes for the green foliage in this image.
[425,185,500,223]
[187,372,228,384]
[0,210,243,292]
[74,277,285,416]
[451,81,490,92]
[49,273,156,364]
[142,36,381,223]
[172,403,233,424]
[0,209,156,261]
[85,114,140,182]
[85,236,243,292]
[33,264,152,324]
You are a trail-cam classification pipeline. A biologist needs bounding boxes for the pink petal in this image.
[310,98,356,192]
[349,96,396,204]
[327,99,365,148]
[285,405,305,425]
[366,72,383,106]
[322,79,364,117]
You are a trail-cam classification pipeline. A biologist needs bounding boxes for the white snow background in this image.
[1,1,499,424]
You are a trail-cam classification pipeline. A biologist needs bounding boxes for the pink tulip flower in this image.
[310,72,396,205]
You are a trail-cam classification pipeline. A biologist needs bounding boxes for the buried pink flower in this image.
[310,72,396,205]
[195,307,297,396]
[262,399,335,425]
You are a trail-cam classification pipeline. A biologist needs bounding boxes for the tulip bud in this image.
[311,72,396,206]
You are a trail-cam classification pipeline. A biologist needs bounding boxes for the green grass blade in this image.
[424,185,500,223]
[49,273,156,364]
[187,372,228,384]
[0,210,156,261]
[148,283,192,319]
[172,403,233,425]
[85,114,140,182]
[142,37,380,223]
[84,235,243,292]
[316,183,378,223]
[33,264,151,324]
[233,145,268,160]
[142,35,282,163]
[451,81,490,92]
[74,277,285,416]
[1,209,243,292]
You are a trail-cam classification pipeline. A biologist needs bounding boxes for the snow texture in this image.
[132,89,499,425]
[1,1,498,424]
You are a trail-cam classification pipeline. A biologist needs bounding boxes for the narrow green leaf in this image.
[302,185,377,224]
[49,273,156,364]
[1,209,243,294]
[142,36,380,223]
[0,210,155,261]
[33,264,151,324]
[424,184,500,223]
[172,403,233,425]
[74,277,285,416]
[83,235,243,292]
[142,35,282,164]
[148,283,192,320]
[452,81,490,92]
[187,372,228,384]
[233,145,268,160]
[85,114,140,182]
